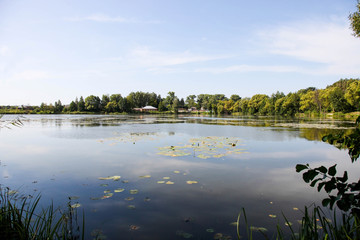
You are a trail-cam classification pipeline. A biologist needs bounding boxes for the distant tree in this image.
[165,92,176,110]
[230,94,241,102]
[158,101,166,112]
[101,95,110,110]
[78,96,85,112]
[186,95,196,108]
[85,95,101,112]
[349,1,360,38]
[69,101,77,112]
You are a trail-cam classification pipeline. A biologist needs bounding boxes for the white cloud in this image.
[65,14,161,24]
[194,64,301,74]
[258,19,360,75]
[7,70,50,82]
[128,46,228,68]
[0,46,10,56]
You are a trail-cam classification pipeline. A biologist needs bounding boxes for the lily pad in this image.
[173,170,180,173]
[98,175,121,181]
[71,203,81,208]
[165,181,174,185]
[268,214,277,218]
[139,175,151,178]
[129,225,140,230]
[127,205,136,210]
[206,229,215,233]
[293,207,299,211]
[250,226,268,232]
[103,190,111,193]
[144,197,151,202]
[114,188,125,193]
[157,181,165,184]
[100,184,108,187]
[186,181,198,184]
[125,197,134,201]
[101,193,113,199]
[69,196,79,200]
[130,189,139,194]
[163,177,170,180]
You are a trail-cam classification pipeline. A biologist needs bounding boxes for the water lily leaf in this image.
[130,189,139,194]
[122,180,129,183]
[8,190,18,195]
[114,188,125,193]
[144,197,151,202]
[98,175,121,181]
[71,203,81,208]
[69,196,79,200]
[206,229,215,233]
[268,214,277,218]
[176,230,193,239]
[157,181,165,184]
[127,205,136,210]
[285,222,293,227]
[163,177,170,179]
[100,184,108,187]
[229,222,237,226]
[213,233,223,239]
[293,207,299,211]
[250,226,268,232]
[139,175,151,178]
[186,181,198,184]
[104,190,111,193]
[101,193,113,199]
[165,181,174,185]
[173,170,180,173]
[125,197,134,201]
[129,225,140,230]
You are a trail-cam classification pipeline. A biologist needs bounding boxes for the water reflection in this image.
[0,114,357,239]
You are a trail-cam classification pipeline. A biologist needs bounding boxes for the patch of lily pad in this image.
[157,136,247,159]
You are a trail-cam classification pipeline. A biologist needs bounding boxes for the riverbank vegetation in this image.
[1,79,360,118]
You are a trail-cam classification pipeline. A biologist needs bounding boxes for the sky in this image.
[1,0,360,105]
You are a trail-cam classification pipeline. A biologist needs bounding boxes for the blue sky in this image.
[1,0,359,105]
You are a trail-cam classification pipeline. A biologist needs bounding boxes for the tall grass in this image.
[0,187,84,240]
[237,206,360,240]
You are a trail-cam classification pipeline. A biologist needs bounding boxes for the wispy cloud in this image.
[0,46,10,56]
[127,46,229,68]
[257,19,360,75]
[195,65,301,74]
[65,14,161,24]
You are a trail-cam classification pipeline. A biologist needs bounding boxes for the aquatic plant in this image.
[0,187,84,240]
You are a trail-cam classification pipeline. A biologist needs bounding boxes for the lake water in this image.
[0,114,358,240]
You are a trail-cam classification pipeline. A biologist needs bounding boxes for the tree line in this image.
[2,78,360,115]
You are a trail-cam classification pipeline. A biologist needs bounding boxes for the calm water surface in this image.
[0,114,358,239]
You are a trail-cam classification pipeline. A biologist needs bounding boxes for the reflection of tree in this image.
[300,128,354,142]
[297,117,360,218]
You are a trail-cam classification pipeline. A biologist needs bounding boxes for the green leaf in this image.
[336,171,348,183]
[318,182,326,192]
[302,170,319,183]
[315,166,327,174]
[322,198,331,207]
[328,164,337,176]
[310,178,322,187]
[296,164,308,172]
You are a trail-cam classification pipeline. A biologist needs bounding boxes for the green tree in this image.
[350,1,360,38]
[78,96,85,112]
[85,95,101,112]
[186,95,196,108]
[101,94,110,111]
[230,94,241,102]
[248,94,268,114]
[69,101,77,112]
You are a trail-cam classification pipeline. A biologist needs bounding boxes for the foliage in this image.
[296,116,360,217]
[350,1,360,38]
[237,206,360,240]
[0,187,84,240]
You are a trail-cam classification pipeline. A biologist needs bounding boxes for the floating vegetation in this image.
[127,205,136,210]
[285,222,293,227]
[103,190,111,194]
[98,175,121,181]
[129,225,140,231]
[71,203,81,208]
[100,184,108,187]
[250,226,268,232]
[173,170,180,173]
[125,197,134,201]
[163,177,170,180]
[130,189,139,194]
[69,196,79,200]
[114,188,125,193]
[100,132,165,146]
[206,228,215,233]
[229,222,237,226]
[165,181,174,185]
[144,197,151,202]
[90,197,101,200]
[269,214,277,218]
[176,230,193,239]
[157,136,247,159]
[293,207,299,211]
[186,181,198,184]
[157,181,165,184]
[139,175,151,178]
[101,193,113,199]
[8,190,18,195]
[122,180,129,183]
